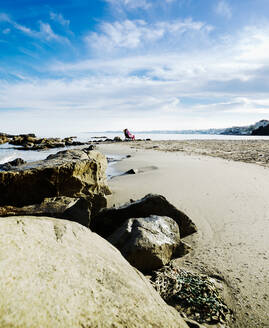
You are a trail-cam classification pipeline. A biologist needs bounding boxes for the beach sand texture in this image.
[98,141,269,328]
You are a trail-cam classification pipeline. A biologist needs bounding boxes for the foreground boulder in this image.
[91,194,197,238]
[0,216,188,328]
[0,148,110,209]
[0,196,92,227]
[108,215,181,273]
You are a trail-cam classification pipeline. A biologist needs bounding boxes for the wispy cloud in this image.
[105,0,151,10]
[39,22,68,43]
[215,0,232,19]
[0,13,69,43]
[50,12,70,27]
[85,18,212,51]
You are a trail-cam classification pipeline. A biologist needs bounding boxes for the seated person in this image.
[123,128,135,140]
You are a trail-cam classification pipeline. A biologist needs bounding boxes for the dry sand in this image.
[97,141,269,328]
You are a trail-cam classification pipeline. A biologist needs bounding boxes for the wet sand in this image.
[97,141,269,328]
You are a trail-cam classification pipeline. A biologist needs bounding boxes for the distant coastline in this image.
[86,119,269,136]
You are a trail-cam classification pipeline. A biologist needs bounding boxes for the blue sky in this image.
[1,0,269,135]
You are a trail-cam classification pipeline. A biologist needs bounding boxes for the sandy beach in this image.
[98,141,269,328]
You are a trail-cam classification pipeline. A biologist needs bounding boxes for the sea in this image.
[1,132,269,176]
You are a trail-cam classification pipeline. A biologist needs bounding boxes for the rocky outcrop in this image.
[0,158,27,171]
[0,196,92,227]
[113,136,122,142]
[252,123,269,135]
[0,216,188,328]
[7,134,87,150]
[91,194,197,238]
[0,149,110,211]
[0,132,88,149]
[221,119,269,135]
[0,135,9,144]
[108,215,182,273]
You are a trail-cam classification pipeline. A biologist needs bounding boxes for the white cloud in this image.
[39,22,68,43]
[50,12,70,27]
[105,0,151,10]
[0,13,69,43]
[44,23,269,129]
[86,18,212,51]
[13,21,36,36]
[215,0,232,19]
[1,71,269,134]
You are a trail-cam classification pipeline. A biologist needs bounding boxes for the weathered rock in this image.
[108,215,181,273]
[91,194,197,238]
[124,168,138,174]
[9,134,36,146]
[252,123,269,135]
[87,144,96,150]
[184,318,207,328]
[0,135,9,144]
[174,241,192,258]
[0,196,92,227]
[0,216,188,328]
[114,136,122,142]
[0,158,27,171]
[0,148,110,208]
[8,134,86,150]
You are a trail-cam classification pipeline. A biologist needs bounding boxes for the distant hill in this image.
[252,122,269,135]
[147,120,269,135]
[220,120,269,135]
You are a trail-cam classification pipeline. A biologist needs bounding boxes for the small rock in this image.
[124,169,138,175]
[114,136,122,142]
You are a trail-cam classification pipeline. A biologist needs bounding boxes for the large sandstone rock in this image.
[91,194,197,238]
[0,149,110,209]
[0,216,188,328]
[0,196,92,227]
[108,215,181,273]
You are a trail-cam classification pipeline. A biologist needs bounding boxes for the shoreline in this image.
[97,142,269,328]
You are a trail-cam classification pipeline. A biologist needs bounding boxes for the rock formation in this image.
[0,216,188,328]
[0,149,110,218]
[0,158,27,171]
[0,132,88,149]
[252,123,269,135]
[108,215,182,273]
[91,194,197,238]
[9,134,86,150]
[0,135,9,144]
[0,196,91,227]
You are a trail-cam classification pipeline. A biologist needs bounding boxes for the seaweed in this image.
[151,263,231,324]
